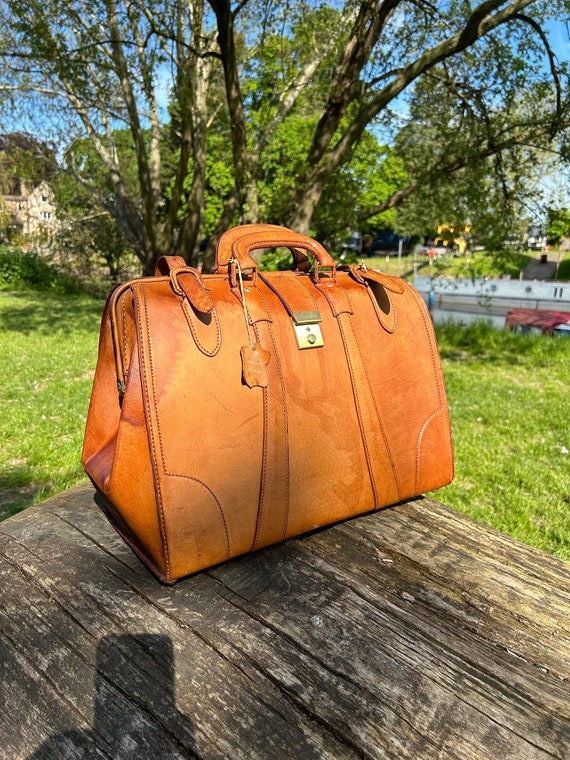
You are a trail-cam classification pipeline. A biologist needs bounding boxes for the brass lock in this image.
[292,310,324,349]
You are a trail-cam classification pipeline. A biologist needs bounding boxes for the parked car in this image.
[370,230,411,254]
[340,231,363,255]
[526,225,547,250]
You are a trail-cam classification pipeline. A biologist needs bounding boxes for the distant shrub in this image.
[0,246,82,294]
[258,246,297,271]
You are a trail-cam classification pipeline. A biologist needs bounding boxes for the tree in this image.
[54,138,139,284]
[0,133,56,195]
[546,206,570,245]
[364,17,569,246]
[0,0,568,273]
[1,0,217,272]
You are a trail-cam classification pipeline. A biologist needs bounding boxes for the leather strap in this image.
[335,312,401,506]
[154,255,186,277]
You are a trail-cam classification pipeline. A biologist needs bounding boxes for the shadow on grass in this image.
[0,291,105,335]
[0,464,47,521]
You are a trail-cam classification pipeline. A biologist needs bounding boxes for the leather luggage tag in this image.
[241,343,271,388]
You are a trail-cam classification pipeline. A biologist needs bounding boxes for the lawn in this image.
[0,291,103,518]
[0,289,569,559]
[434,323,570,560]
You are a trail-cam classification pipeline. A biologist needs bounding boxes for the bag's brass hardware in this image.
[293,310,322,325]
[294,323,324,349]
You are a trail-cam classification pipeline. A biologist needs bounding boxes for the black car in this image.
[370,231,411,254]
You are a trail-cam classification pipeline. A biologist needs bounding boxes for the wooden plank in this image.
[0,483,568,759]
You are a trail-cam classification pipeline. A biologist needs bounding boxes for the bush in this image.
[0,246,82,294]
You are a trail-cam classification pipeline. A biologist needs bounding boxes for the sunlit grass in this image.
[434,322,570,559]
[0,291,103,518]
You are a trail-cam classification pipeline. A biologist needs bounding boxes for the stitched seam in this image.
[143,287,231,562]
[409,285,444,407]
[415,408,444,493]
[337,315,379,505]
[181,299,222,357]
[291,273,320,313]
[365,283,397,333]
[407,284,448,487]
[252,321,269,551]
[314,278,348,318]
[260,285,291,542]
[348,311,401,501]
[251,289,290,547]
[121,296,129,376]
[258,272,319,320]
[136,286,171,578]
[268,319,290,541]
[162,473,231,560]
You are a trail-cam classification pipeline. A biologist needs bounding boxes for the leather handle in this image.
[232,229,337,277]
[214,224,327,274]
[214,224,292,273]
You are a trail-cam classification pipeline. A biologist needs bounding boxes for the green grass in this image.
[0,291,103,518]
[1,290,569,561]
[556,255,570,281]
[434,322,570,559]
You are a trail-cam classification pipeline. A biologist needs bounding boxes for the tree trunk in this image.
[173,4,212,265]
[210,0,259,225]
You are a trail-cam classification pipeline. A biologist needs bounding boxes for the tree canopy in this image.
[0,0,568,272]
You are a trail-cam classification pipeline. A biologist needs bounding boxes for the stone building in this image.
[0,133,58,248]
[1,179,57,248]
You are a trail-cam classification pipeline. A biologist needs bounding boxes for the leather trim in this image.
[181,299,222,357]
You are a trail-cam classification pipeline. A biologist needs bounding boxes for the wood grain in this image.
[0,483,568,759]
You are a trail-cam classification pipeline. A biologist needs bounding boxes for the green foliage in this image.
[1,0,569,277]
[0,246,81,293]
[556,255,570,280]
[257,247,297,271]
[55,138,142,282]
[0,291,102,518]
[313,137,406,241]
[0,133,56,195]
[546,207,570,245]
[390,28,557,247]
[435,321,570,559]
[430,249,532,280]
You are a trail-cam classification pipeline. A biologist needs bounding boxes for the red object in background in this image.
[505,308,570,335]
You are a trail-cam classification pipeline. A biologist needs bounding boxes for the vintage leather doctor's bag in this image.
[83,225,454,582]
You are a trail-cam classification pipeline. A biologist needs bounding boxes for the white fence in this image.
[413,276,570,328]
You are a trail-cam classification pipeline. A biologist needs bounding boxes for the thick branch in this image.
[357,118,570,222]
[287,0,539,231]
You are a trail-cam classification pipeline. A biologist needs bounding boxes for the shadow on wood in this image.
[0,483,568,759]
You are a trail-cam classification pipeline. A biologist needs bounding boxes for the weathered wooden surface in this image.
[0,483,568,759]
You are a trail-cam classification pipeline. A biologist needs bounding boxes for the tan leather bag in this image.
[83,225,453,582]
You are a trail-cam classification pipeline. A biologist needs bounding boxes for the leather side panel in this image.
[344,274,453,500]
[133,279,266,574]
[83,288,166,576]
